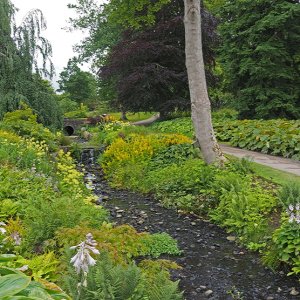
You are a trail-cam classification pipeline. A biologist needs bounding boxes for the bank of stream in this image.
[80,150,300,300]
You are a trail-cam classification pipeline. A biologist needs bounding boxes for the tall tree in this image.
[58,58,98,107]
[219,0,300,119]
[0,0,61,127]
[184,0,224,164]
[69,0,224,164]
[100,0,218,118]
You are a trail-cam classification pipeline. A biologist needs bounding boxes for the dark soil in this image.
[84,164,300,300]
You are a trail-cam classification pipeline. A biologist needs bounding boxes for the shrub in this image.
[64,103,89,118]
[56,223,181,263]
[151,115,300,160]
[0,105,58,151]
[268,220,300,276]
[214,119,300,160]
[100,133,191,187]
[64,252,183,300]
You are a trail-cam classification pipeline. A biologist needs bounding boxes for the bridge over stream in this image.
[63,116,106,135]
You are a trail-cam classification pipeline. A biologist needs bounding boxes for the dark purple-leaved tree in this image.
[99,0,218,118]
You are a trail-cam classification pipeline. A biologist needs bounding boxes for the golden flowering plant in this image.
[100,133,191,186]
[55,149,85,195]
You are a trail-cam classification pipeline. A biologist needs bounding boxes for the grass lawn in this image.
[250,161,300,186]
[225,153,300,185]
[109,112,155,122]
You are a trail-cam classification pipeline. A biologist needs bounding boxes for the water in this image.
[80,161,300,300]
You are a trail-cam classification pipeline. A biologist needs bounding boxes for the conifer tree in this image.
[219,0,300,119]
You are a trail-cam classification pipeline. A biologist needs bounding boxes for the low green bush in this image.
[64,103,89,118]
[151,117,194,138]
[151,112,300,160]
[64,252,183,300]
[263,183,300,275]
[214,119,300,160]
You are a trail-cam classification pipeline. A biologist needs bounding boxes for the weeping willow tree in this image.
[0,0,62,128]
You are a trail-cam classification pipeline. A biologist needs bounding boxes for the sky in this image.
[12,0,90,88]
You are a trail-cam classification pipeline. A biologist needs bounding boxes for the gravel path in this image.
[221,145,300,177]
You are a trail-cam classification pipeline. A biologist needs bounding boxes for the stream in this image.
[80,149,300,300]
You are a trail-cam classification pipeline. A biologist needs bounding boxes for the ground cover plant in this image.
[150,109,300,160]
[0,106,183,299]
[99,118,300,281]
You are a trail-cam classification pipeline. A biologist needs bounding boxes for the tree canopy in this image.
[0,0,61,128]
[219,0,300,119]
[69,0,218,116]
[58,58,98,108]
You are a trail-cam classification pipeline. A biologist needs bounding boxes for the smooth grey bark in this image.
[184,0,225,165]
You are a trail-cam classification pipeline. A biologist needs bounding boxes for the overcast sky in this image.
[12,0,90,88]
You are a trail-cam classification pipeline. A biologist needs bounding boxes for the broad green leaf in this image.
[0,254,17,262]
[0,274,31,297]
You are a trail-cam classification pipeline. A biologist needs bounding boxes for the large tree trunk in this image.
[184,0,225,165]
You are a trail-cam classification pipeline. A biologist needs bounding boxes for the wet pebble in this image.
[204,290,213,297]
[290,287,299,296]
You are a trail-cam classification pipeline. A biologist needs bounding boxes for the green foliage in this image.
[0,109,182,297]
[268,221,300,276]
[139,259,181,280]
[0,268,69,300]
[210,173,277,247]
[1,104,58,150]
[100,132,191,188]
[150,117,194,138]
[65,252,183,300]
[0,2,62,128]
[141,233,182,258]
[0,199,20,221]
[100,121,296,263]
[58,58,98,108]
[228,157,254,176]
[104,0,170,29]
[278,182,300,207]
[17,252,60,282]
[214,119,300,160]
[56,93,78,114]
[56,223,180,263]
[211,108,238,122]
[64,103,89,118]
[144,159,215,198]
[218,0,300,119]
[148,143,199,171]
[0,273,31,298]
[23,194,107,249]
[152,115,300,160]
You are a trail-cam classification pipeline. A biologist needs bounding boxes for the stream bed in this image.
[82,161,300,300]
